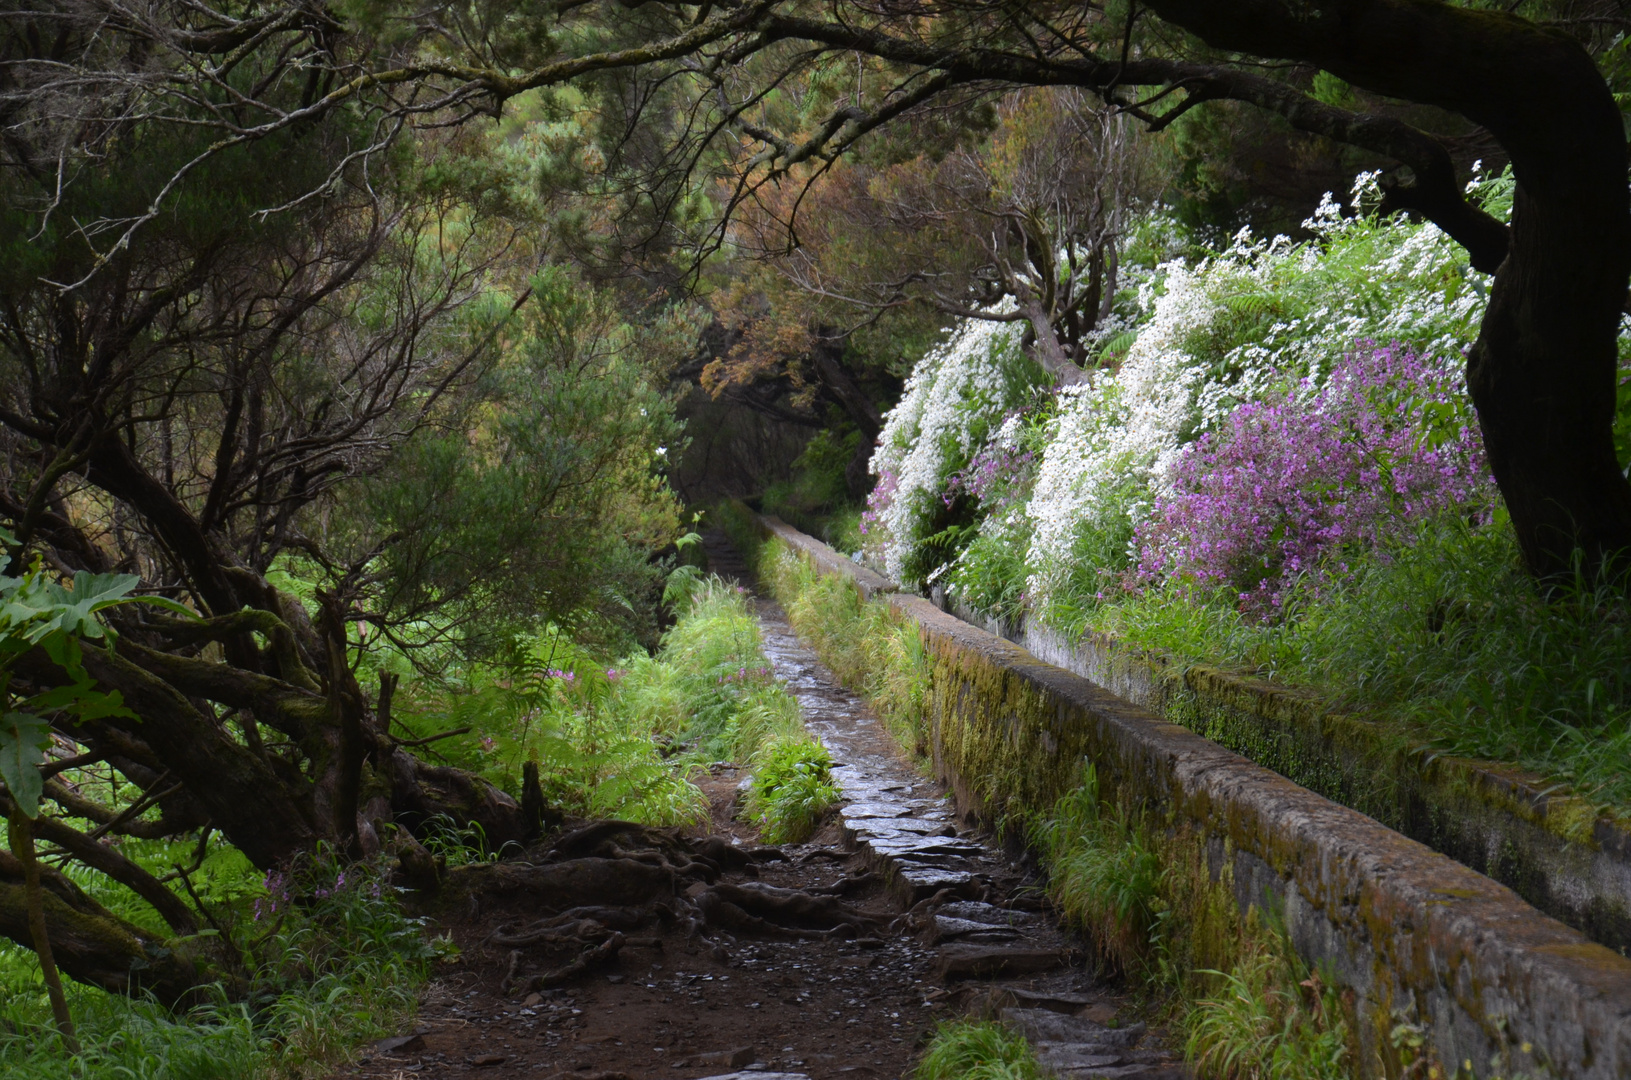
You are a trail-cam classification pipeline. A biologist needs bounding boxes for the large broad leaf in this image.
[39,572,143,639]
[0,711,52,818]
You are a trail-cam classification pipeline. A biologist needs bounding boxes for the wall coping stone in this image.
[930,586,1631,957]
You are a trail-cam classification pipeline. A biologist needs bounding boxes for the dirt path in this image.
[331,535,1185,1080]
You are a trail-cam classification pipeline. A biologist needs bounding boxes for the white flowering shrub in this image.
[863,317,1045,585]
[1021,172,1508,623]
[874,170,1523,622]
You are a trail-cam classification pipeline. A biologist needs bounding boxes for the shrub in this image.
[866,319,1046,586]
[1134,343,1492,619]
[747,739,842,843]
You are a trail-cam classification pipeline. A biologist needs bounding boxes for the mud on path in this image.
[330,535,1184,1080]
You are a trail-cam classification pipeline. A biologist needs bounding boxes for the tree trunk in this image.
[1147,0,1631,580]
[0,849,233,1006]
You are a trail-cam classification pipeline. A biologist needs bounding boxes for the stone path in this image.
[705,532,1188,1080]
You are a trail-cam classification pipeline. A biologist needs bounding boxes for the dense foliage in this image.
[389,576,837,839]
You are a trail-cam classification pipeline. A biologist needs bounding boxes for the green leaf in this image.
[0,711,52,818]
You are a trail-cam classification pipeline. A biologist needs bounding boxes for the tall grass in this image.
[1032,768,1161,976]
[1183,925,1352,1080]
[914,1020,1045,1080]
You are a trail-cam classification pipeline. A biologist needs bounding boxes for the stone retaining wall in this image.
[754,514,1631,1080]
[929,593,1631,960]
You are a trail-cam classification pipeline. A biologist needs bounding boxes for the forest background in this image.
[2,0,1631,1075]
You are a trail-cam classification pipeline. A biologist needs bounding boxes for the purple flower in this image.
[1133,343,1494,620]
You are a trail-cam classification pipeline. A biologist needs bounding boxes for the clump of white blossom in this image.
[865,315,1043,583]
[872,169,1517,617]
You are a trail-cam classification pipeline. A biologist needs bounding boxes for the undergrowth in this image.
[0,852,434,1080]
[391,574,828,836]
[1044,779,1354,1078]
[746,739,841,844]
[914,1019,1045,1080]
[1090,515,1631,810]
[1032,767,1161,975]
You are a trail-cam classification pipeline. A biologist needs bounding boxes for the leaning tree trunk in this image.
[0,849,239,1006]
[1150,0,1631,581]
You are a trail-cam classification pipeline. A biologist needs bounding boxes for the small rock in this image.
[373,1033,426,1055]
[605,974,625,984]
[471,1054,507,1067]
[685,1046,757,1069]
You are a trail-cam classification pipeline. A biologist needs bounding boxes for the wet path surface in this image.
[707,533,1188,1080]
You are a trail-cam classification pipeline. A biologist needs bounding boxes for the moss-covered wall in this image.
[1002,616,1631,957]
[757,517,1631,1080]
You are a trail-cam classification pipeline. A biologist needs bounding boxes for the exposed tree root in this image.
[487,905,657,948]
[696,881,881,939]
[507,932,625,995]
[807,871,879,896]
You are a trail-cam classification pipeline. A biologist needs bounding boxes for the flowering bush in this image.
[865,317,1045,584]
[1021,173,1506,618]
[1133,343,1493,618]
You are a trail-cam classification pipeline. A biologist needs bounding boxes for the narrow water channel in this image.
[705,531,1192,1080]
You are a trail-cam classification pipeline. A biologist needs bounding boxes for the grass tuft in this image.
[914,1020,1045,1080]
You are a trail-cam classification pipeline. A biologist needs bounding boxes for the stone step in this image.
[889,864,982,904]
[933,915,1023,941]
[1001,1007,1147,1048]
[935,900,1042,927]
[842,817,959,838]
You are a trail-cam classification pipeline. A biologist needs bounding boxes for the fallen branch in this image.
[397,726,472,748]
